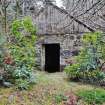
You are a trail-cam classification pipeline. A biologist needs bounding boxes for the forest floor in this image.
[0,71,104,105]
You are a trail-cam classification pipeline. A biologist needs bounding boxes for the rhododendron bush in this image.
[0,17,37,89]
[65,32,105,85]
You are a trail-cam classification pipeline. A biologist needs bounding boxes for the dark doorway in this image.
[44,44,60,73]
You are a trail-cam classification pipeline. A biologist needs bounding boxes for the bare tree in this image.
[62,0,105,31]
[0,0,11,33]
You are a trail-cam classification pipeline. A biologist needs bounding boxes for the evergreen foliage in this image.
[65,32,105,84]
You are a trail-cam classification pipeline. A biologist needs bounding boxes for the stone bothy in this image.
[32,2,94,72]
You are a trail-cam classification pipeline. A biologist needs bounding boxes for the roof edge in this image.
[34,2,95,32]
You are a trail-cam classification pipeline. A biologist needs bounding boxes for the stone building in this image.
[32,1,94,72]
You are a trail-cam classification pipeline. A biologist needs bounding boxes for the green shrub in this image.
[65,32,105,84]
[12,65,31,79]
[15,79,30,90]
[65,65,105,83]
[0,17,37,89]
[54,94,67,103]
[9,17,37,69]
[77,89,105,105]
[4,64,36,89]
[65,64,80,80]
[80,70,105,84]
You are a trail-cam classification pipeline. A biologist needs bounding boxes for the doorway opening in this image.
[44,44,60,73]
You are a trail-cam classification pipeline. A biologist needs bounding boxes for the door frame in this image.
[41,43,60,72]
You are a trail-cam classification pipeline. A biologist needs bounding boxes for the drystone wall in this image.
[35,34,83,70]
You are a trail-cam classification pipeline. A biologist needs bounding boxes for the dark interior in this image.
[44,44,60,73]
